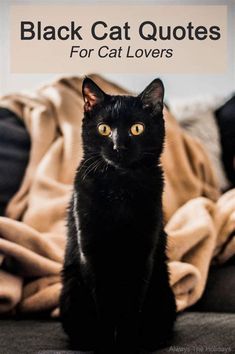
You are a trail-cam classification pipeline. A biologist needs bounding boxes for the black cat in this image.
[60,77,176,354]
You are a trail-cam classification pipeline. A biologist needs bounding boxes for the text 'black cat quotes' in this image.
[10,5,227,73]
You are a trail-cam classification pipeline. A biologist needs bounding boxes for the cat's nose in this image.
[113,143,127,152]
[112,129,127,152]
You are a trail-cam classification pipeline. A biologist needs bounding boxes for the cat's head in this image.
[82,77,165,169]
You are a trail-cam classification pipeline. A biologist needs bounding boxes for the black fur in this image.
[60,78,176,354]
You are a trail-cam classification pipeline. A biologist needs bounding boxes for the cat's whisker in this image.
[93,159,103,175]
[81,160,96,178]
[82,157,104,181]
[81,157,97,169]
[82,158,101,181]
[102,160,109,175]
[102,160,109,174]
[82,164,98,181]
[83,153,101,166]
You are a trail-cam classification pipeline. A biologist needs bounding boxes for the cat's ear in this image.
[139,78,164,112]
[82,78,106,112]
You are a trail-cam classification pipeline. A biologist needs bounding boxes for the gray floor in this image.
[1,312,235,354]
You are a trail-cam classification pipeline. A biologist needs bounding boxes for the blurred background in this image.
[0,0,234,100]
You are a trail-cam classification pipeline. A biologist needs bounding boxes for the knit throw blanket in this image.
[0,75,234,316]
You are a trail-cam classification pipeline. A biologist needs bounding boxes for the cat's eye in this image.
[98,124,112,136]
[130,123,145,136]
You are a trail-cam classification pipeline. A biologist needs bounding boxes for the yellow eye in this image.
[98,124,111,136]
[130,123,145,136]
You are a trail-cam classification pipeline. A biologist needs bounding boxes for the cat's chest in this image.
[98,182,134,205]
[97,184,137,221]
[77,170,160,225]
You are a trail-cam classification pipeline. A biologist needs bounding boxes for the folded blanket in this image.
[0,75,233,315]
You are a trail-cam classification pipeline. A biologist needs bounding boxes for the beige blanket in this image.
[0,75,234,316]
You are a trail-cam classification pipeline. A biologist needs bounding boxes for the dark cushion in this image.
[0,108,30,215]
[0,312,235,353]
[189,262,235,313]
[215,95,235,187]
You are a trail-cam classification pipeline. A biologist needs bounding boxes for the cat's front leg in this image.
[60,208,98,350]
[140,231,177,351]
[60,262,98,350]
[115,263,153,354]
[115,300,141,354]
[94,284,117,354]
